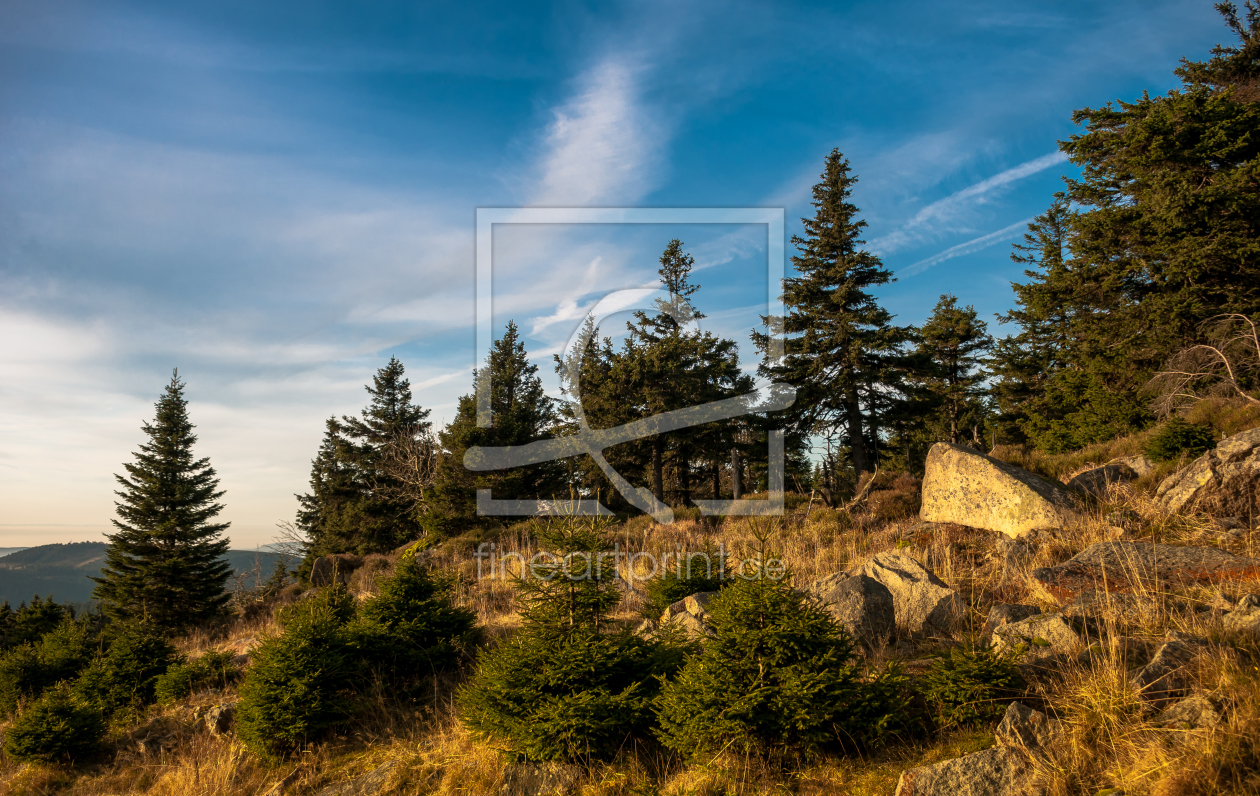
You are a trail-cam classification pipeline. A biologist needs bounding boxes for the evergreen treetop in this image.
[92,371,232,631]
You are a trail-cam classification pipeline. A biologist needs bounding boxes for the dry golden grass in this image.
[5,442,1260,796]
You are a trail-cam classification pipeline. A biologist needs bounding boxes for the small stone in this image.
[980,604,1041,640]
[1154,694,1221,730]
[894,746,1034,796]
[205,702,237,737]
[1133,640,1196,704]
[1223,593,1260,635]
[994,701,1059,757]
[990,613,1081,666]
[312,761,395,796]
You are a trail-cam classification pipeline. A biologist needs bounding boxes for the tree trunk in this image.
[845,386,869,476]
[731,448,742,500]
[652,437,665,502]
[711,461,721,500]
[679,443,692,505]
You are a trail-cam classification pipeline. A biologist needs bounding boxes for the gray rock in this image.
[313,762,395,796]
[1076,636,1156,669]
[894,746,1037,796]
[854,552,964,637]
[1029,542,1260,603]
[995,701,1059,758]
[1157,427,1260,516]
[659,591,718,640]
[981,604,1041,640]
[919,441,1083,538]
[1063,591,1161,623]
[1223,593,1260,636]
[1068,463,1139,498]
[807,572,895,647]
[1154,694,1222,730]
[1111,455,1155,477]
[1133,639,1196,704]
[990,613,1081,666]
[204,702,236,737]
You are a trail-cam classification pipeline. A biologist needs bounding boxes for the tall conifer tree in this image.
[92,372,232,631]
[755,149,899,477]
[913,294,993,445]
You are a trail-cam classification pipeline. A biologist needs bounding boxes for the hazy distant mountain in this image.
[0,542,289,606]
[0,547,28,558]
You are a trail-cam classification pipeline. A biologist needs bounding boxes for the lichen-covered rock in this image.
[1030,542,1260,603]
[995,701,1059,758]
[1155,694,1221,730]
[806,572,895,648]
[1157,427,1260,516]
[980,604,1041,640]
[920,442,1082,538]
[1068,462,1139,498]
[204,702,236,737]
[990,613,1081,666]
[1111,454,1155,477]
[312,761,396,796]
[853,552,964,636]
[894,746,1036,796]
[1062,591,1161,623]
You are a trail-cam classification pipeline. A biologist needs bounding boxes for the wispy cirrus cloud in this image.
[869,151,1066,256]
[900,216,1033,276]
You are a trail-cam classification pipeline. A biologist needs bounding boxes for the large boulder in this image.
[1030,542,1260,603]
[980,604,1041,640]
[853,552,964,637]
[1133,638,1197,704]
[990,613,1082,666]
[920,442,1082,538]
[806,573,895,648]
[312,762,396,796]
[1157,427,1260,516]
[994,701,1059,759]
[1112,454,1155,477]
[893,747,1035,796]
[1067,462,1139,498]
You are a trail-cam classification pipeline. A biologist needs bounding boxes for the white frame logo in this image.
[468,207,793,523]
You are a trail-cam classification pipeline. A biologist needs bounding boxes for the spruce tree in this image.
[92,372,232,632]
[913,294,993,445]
[754,150,903,478]
[298,357,433,555]
[434,321,561,519]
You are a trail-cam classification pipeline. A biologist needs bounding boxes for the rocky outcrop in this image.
[1067,462,1139,498]
[1155,694,1221,730]
[990,613,1082,666]
[204,702,236,737]
[1029,542,1260,603]
[1112,454,1155,477]
[853,552,964,636]
[660,592,717,640]
[310,554,364,587]
[1157,427,1260,516]
[1063,591,1161,624]
[806,573,895,648]
[919,442,1082,538]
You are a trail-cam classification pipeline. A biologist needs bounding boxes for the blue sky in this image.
[0,0,1228,547]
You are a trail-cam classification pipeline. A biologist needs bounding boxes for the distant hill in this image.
[0,547,28,558]
[0,542,288,606]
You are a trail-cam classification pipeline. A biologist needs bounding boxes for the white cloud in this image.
[530,60,665,206]
[869,151,1066,255]
[900,217,1033,276]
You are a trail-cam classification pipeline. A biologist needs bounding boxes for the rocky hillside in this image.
[2,424,1259,796]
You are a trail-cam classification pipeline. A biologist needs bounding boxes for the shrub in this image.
[642,543,729,618]
[236,592,359,758]
[920,641,1024,729]
[1144,417,1216,462]
[351,558,478,686]
[153,650,239,705]
[654,566,914,758]
[2,683,105,763]
[0,618,93,716]
[459,513,686,762]
[72,621,176,719]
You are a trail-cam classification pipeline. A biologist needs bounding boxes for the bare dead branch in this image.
[1145,314,1260,416]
